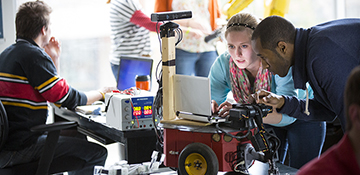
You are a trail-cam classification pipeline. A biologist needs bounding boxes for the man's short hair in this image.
[16,1,52,39]
[344,65,360,131]
[251,16,296,51]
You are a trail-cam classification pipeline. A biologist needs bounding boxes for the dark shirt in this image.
[0,38,87,151]
[279,18,360,130]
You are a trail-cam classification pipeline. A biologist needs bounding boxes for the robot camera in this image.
[151,11,192,22]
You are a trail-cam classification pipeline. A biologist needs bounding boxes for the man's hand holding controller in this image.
[252,90,285,110]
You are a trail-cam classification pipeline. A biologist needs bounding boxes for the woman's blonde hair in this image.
[224,13,259,38]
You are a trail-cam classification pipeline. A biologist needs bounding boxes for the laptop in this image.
[174,74,226,124]
[117,55,153,91]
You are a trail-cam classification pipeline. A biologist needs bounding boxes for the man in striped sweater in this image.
[0,1,116,174]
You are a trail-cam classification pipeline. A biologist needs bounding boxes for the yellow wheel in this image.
[184,153,207,175]
[178,142,218,175]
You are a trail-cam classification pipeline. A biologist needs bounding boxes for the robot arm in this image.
[223,0,255,19]
[223,0,290,19]
[205,0,290,43]
[264,0,291,17]
[227,103,280,174]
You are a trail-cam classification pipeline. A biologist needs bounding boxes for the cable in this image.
[129,97,140,128]
[224,151,238,170]
[215,121,251,140]
[152,85,163,146]
[104,94,114,112]
[155,21,164,84]
[152,22,164,147]
[156,21,163,54]
[155,60,162,82]
[175,28,183,46]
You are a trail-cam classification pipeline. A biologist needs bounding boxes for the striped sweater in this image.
[0,38,87,151]
[109,0,159,65]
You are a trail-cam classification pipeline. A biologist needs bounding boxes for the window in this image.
[15,0,359,91]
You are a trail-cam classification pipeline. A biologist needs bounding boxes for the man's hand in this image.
[86,86,119,105]
[44,37,61,59]
[99,86,119,94]
[253,89,285,109]
[44,37,61,71]
[217,101,233,118]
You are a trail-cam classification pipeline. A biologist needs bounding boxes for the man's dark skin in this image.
[250,38,295,109]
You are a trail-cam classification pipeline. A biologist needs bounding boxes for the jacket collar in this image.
[292,28,310,90]
[16,37,39,47]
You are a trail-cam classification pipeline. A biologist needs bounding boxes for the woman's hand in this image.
[211,100,219,114]
[187,20,211,35]
[178,19,211,39]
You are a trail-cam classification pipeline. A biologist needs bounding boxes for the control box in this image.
[105,92,159,131]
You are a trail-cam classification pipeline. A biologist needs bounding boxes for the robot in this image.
[150,11,281,175]
[161,103,280,174]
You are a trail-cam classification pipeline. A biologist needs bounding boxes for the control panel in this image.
[105,92,159,131]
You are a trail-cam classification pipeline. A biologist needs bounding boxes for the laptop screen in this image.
[174,74,212,116]
[117,55,153,91]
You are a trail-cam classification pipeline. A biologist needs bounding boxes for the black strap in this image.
[162,60,176,66]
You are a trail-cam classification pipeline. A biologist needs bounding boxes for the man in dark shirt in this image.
[0,1,116,174]
[251,15,360,131]
[297,66,360,174]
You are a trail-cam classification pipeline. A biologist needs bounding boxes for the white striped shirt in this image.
[109,0,151,65]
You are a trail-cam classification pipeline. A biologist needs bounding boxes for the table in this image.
[51,104,158,164]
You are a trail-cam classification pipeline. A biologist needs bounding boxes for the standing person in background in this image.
[209,13,325,169]
[107,0,160,81]
[154,0,221,77]
[0,1,117,174]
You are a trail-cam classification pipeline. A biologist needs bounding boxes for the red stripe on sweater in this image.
[41,79,70,103]
[130,10,162,32]
[0,81,44,102]
[0,78,70,103]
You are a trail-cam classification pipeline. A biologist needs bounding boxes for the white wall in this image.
[0,0,16,52]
